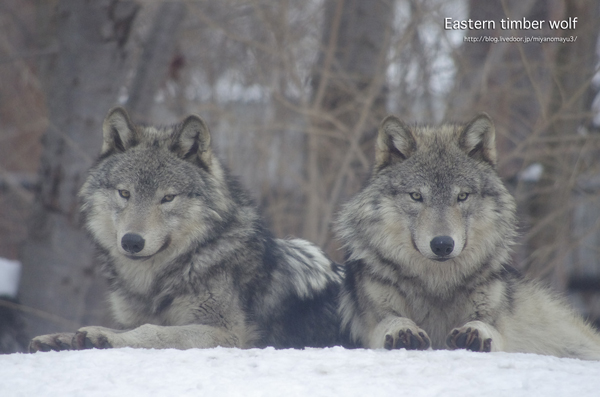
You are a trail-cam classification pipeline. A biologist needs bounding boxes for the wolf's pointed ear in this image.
[375,115,417,170]
[172,115,212,169]
[459,113,496,167]
[101,107,139,155]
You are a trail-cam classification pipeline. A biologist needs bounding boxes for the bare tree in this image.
[304,0,393,254]
[526,0,600,284]
[125,1,185,119]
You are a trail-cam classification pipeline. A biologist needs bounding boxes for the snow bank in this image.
[2,347,599,397]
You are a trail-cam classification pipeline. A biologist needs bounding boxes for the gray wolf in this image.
[30,107,342,351]
[336,113,600,360]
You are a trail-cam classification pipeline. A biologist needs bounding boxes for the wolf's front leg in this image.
[446,320,504,352]
[369,316,431,350]
[30,324,245,352]
[76,323,244,350]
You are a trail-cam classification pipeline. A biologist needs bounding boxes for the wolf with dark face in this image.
[30,107,342,351]
[336,113,600,360]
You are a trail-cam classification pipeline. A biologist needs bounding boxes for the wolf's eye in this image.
[118,189,130,199]
[161,194,176,203]
[409,192,422,201]
[457,192,469,202]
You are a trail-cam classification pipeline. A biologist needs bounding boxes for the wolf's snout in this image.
[430,236,454,257]
[121,233,145,254]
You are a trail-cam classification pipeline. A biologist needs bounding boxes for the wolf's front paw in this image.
[384,327,431,350]
[29,333,76,353]
[73,327,114,350]
[370,317,431,350]
[446,326,492,352]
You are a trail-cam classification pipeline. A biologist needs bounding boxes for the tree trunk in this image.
[125,1,185,120]
[19,0,139,337]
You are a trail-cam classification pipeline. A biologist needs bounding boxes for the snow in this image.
[2,347,599,397]
[518,163,544,183]
[0,258,21,298]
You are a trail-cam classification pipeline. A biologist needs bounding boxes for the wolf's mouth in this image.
[431,257,451,262]
[124,237,171,261]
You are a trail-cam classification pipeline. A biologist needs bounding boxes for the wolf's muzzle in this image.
[121,233,145,254]
[430,236,454,257]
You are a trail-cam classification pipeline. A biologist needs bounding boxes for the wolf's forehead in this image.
[108,149,196,189]
[398,151,479,188]
[399,171,474,188]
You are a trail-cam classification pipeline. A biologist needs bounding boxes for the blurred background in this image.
[0,0,599,353]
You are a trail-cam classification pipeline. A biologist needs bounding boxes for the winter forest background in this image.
[0,0,599,350]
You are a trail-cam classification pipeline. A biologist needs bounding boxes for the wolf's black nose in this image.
[430,236,454,256]
[121,233,145,254]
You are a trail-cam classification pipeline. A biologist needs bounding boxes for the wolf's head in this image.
[79,108,241,266]
[337,114,516,284]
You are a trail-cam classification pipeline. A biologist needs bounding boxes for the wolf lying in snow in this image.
[336,113,600,360]
[30,107,342,351]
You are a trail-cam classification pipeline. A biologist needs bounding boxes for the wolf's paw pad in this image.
[74,330,113,350]
[446,327,492,352]
[384,328,431,351]
[29,333,76,353]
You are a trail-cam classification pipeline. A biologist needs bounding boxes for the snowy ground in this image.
[2,347,600,397]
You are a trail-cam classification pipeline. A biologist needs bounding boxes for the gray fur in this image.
[336,113,600,360]
[30,107,342,352]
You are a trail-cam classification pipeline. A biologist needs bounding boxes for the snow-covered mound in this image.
[2,347,599,396]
